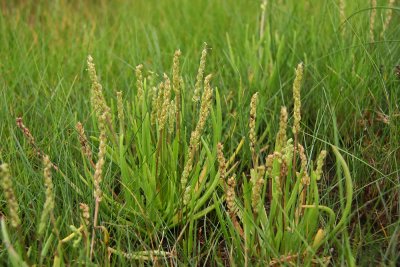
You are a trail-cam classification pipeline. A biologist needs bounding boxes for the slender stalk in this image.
[90,198,100,260]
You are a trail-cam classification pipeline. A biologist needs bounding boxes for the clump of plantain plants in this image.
[1,47,353,266]
[215,63,353,265]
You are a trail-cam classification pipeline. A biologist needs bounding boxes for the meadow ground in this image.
[0,0,399,266]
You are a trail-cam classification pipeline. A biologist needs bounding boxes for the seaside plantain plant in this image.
[85,47,217,223]
[1,48,353,265]
[214,63,354,265]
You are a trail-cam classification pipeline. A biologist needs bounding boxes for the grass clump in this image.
[214,64,353,265]
[1,49,354,265]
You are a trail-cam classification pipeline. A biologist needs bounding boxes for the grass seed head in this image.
[16,117,59,171]
[282,138,294,165]
[292,62,304,136]
[251,175,264,214]
[195,74,213,135]
[265,152,281,177]
[315,150,327,180]
[76,122,92,161]
[16,117,35,147]
[87,55,97,84]
[183,186,191,205]
[217,143,227,182]
[279,157,288,183]
[94,112,107,201]
[181,74,213,190]
[192,43,208,102]
[158,74,172,130]
[276,106,288,150]
[79,203,90,226]
[181,155,194,191]
[226,174,237,216]
[192,74,213,147]
[135,64,144,102]
[168,99,176,135]
[87,55,111,128]
[249,92,258,157]
[172,49,182,94]
[0,164,20,228]
[298,144,310,185]
[151,86,159,125]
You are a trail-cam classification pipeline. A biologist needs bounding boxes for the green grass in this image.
[0,0,399,265]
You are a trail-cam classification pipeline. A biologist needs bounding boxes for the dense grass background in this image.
[0,0,399,265]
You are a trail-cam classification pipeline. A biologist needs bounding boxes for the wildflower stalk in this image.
[87,55,109,122]
[249,92,258,167]
[265,153,274,203]
[16,117,59,171]
[158,74,172,131]
[107,247,174,260]
[76,122,95,168]
[90,112,107,260]
[292,63,303,137]
[226,174,243,236]
[80,203,90,228]
[192,44,207,103]
[183,186,192,206]
[135,64,144,103]
[251,170,264,215]
[168,100,176,136]
[38,156,55,237]
[156,75,171,178]
[0,164,21,229]
[87,55,116,144]
[0,164,28,263]
[217,143,227,188]
[275,106,288,151]
[15,117,35,150]
[292,62,304,173]
[226,175,237,217]
[0,164,21,232]
[296,144,309,221]
[151,86,159,125]
[16,117,83,196]
[314,150,327,180]
[181,74,213,192]
[279,154,288,228]
[172,50,182,139]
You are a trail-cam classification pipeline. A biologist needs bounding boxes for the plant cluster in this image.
[1,47,353,265]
